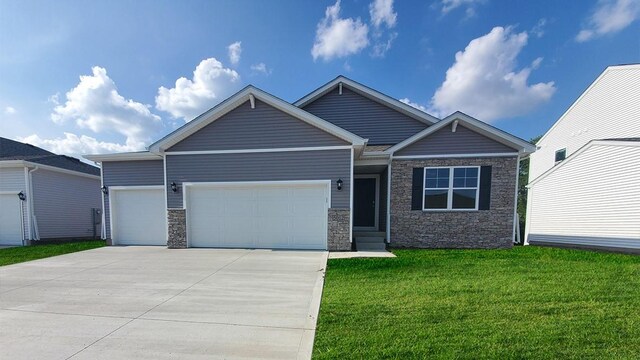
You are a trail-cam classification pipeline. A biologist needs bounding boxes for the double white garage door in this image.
[110,182,329,250]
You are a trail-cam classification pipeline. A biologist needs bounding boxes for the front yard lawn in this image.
[314,247,640,359]
[0,240,105,266]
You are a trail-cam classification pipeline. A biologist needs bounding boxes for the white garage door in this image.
[110,187,166,246]
[186,182,329,250]
[0,193,23,246]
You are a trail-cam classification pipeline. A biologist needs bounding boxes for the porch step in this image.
[353,231,386,238]
[356,240,386,251]
[355,235,386,251]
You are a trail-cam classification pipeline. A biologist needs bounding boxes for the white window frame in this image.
[423,166,480,211]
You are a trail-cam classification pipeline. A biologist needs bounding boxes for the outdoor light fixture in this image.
[17,191,26,201]
[171,182,178,193]
[101,186,108,195]
[336,179,343,191]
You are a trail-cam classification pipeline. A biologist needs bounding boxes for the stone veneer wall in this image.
[390,157,517,249]
[167,209,187,249]
[328,208,351,251]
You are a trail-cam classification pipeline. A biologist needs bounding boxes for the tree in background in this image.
[517,135,541,242]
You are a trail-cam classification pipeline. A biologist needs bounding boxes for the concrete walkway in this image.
[0,246,328,359]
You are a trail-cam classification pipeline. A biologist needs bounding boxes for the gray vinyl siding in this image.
[102,160,164,239]
[395,125,516,156]
[0,166,28,239]
[168,99,348,151]
[166,149,351,209]
[302,87,428,145]
[31,169,101,239]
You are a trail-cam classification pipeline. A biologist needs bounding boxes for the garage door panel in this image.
[292,200,325,217]
[0,194,23,246]
[111,188,166,246]
[188,182,328,250]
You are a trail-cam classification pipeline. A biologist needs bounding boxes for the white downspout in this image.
[512,155,521,244]
[28,166,40,241]
[386,154,392,244]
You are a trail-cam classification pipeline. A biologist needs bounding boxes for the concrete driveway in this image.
[0,247,328,359]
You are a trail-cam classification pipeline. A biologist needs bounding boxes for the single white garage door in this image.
[110,187,166,246]
[0,193,23,246]
[186,182,329,250]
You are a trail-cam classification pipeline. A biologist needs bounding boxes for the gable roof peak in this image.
[294,76,440,125]
[148,83,366,152]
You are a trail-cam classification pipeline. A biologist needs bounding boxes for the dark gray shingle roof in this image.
[0,137,100,176]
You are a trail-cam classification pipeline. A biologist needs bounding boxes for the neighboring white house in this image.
[0,138,102,246]
[526,64,640,250]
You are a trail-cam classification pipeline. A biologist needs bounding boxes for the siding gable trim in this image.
[149,86,366,152]
[294,76,439,125]
[165,145,352,155]
[528,140,640,187]
[387,112,536,155]
[537,64,640,145]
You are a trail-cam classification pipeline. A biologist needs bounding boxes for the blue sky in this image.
[0,0,638,157]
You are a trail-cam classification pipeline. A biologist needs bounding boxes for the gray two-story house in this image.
[85,76,535,251]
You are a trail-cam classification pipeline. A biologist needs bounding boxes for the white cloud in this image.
[531,18,547,38]
[576,0,640,42]
[155,58,240,122]
[429,26,556,123]
[371,32,397,57]
[440,0,485,16]
[400,98,427,112]
[18,132,140,157]
[4,106,16,114]
[227,41,242,65]
[311,0,369,61]
[250,62,271,75]
[369,0,398,57]
[52,66,163,150]
[370,0,397,28]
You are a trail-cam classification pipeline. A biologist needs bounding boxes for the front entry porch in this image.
[353,165,388,250]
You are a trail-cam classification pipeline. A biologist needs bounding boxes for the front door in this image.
[354,177,378,229]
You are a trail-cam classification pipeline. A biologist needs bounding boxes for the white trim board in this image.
[393,153,519,160]
[84,151,162,162]
[148,86,366,152]
[294,76,439,125]
[165,145,352,156]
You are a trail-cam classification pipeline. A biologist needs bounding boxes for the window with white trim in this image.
[423,167,480,210]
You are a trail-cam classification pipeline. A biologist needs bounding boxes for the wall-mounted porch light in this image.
[17,191,26,201]
[101,186,108,195]
[336,179,343,191]
[171,182,178,193]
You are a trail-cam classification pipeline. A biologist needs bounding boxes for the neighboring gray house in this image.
[0,138,102,246]
[526,64,640,251]
[86,77,535,251]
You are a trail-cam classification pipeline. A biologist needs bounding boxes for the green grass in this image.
[0,240,106,266]
[313,247,640,359]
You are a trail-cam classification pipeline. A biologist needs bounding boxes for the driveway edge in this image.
[297,251,329,359]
